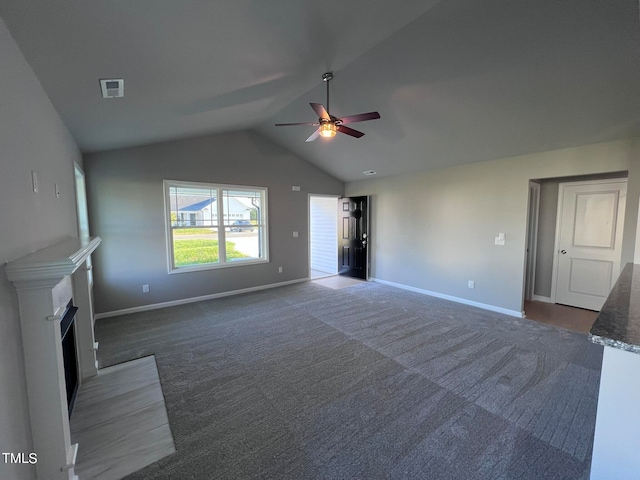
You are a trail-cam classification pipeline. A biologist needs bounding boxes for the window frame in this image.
[163,179,269,274]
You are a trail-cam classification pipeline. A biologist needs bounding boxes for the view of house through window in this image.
[164,180,268,272]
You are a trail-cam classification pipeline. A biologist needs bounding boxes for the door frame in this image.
[524,181,541,302]
[308,194,340,279]
[550,177,627,305]
[73,163,93,286]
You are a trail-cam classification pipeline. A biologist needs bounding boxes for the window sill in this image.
[168,258,269,275]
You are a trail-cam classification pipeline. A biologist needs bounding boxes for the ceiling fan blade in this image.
[305,129,321,142]
[310,103,330,120]
[275,122,319,126]
[339,111,381,124]
[337,125,365,138]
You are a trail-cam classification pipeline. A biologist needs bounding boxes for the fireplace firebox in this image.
[60,299,79,417]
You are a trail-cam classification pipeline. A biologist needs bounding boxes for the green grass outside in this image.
[173,238,248,266]
[173,227,217,235]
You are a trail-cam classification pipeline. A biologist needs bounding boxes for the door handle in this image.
[362,240,367,247]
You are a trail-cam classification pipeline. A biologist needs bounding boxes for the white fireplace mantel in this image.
[6,235,101,480]
[6,236,101,289]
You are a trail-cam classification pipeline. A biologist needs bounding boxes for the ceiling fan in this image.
[275,72,380,142]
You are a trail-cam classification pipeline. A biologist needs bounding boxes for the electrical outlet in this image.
[278,266,283,273]
[468,280,475,289]
[142,284,149,293]
[293,231,299,238]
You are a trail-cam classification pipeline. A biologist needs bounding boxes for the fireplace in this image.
[60,299,79,417]
[6,235,102,480]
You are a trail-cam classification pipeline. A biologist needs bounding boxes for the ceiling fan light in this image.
[319,122,337,138]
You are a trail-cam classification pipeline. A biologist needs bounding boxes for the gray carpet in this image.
[95,281,603,479]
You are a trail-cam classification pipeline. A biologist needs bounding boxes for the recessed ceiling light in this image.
[363,170,377,176]
[100,78,124,98]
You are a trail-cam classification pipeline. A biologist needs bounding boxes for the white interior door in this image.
[554,179,627,311]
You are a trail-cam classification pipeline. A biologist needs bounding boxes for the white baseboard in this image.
[531,294,553,303]
[370,277,524,318]
[94,278,309,320]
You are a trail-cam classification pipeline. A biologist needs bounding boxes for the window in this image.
[164,180,268,273]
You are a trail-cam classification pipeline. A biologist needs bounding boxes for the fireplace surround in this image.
[6,236,101,480]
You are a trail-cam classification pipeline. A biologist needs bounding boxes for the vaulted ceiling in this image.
[2,0,639,181]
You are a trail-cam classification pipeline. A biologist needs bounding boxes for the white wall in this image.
[0,18,81,480]
[346,139,639,314]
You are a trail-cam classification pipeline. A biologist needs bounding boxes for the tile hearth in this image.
[70,355,175,480]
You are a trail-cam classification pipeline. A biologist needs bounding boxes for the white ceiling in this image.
[2,0,639,182]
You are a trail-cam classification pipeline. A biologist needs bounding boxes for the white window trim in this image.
[163,179,269,274]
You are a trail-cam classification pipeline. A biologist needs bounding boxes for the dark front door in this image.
[338,196,368,279]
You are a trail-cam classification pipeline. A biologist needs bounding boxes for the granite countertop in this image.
[589,263,640,354]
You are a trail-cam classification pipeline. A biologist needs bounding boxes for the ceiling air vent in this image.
[99,78,124,98]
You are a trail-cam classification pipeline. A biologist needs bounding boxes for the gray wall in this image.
[84,131,343,314]
[0,18,81,480]
[346,139,639,314]
[533,172,628,298]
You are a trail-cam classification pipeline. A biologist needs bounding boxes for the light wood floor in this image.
[70,355,175,480]
[524,300,598,334]
[310,268,337,279]
[312,274,366,289]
